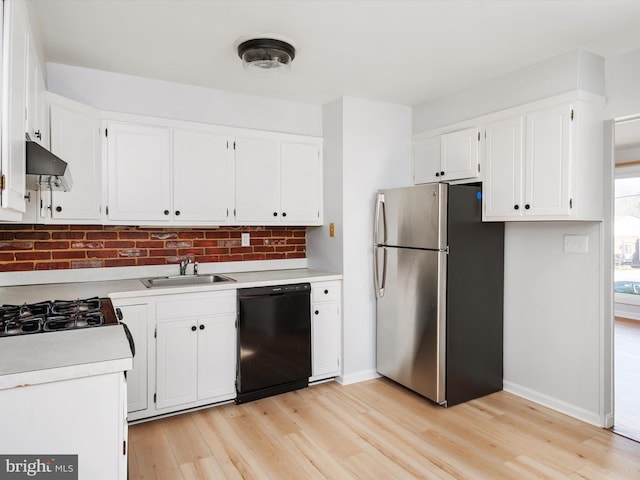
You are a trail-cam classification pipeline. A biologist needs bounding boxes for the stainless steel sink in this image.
[141,274,236,288]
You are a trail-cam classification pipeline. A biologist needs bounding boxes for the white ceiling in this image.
[29,1,640,107]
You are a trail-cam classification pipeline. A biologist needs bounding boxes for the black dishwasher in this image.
[236,283,311,404]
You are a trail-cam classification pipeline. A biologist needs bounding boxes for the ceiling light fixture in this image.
[236,36,296,75]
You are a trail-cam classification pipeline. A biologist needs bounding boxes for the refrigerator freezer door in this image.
[376,246,446,404]
[375,183,447,250]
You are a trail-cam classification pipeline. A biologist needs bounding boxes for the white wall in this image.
[503,222,603,425]
[413,49,608,426]
[307,100,344,274]
[605,48,640,120]
[308,97,412,383]
[46,63,322,136]
[413,50,604,134]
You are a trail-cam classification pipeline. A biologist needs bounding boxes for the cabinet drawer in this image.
[312,282,340,303]
[156,291,236,319]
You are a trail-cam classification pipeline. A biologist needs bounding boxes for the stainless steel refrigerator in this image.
[374,183,504,406]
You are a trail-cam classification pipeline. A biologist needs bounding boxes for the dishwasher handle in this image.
[238,283,311,299]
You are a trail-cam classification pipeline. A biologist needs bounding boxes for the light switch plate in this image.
[564,234,588,254]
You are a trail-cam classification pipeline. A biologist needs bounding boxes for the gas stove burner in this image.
[0,297,115,337]
[0,302,50,322]
[51,297,102,316]
[43,311,105,332]
[2,316,44,336]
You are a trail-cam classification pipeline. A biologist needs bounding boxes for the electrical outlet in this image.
[241,232,250,247]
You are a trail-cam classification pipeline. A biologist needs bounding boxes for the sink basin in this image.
[141,274,236,288]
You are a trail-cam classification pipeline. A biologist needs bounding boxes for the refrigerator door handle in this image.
[373,246,387,298]
[374,193,386,245]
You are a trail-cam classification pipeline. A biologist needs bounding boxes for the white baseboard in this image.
[604,412,614,429]
[338,369,381,385]
[503,381,603,427]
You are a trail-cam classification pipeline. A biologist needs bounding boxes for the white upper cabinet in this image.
[25,37,46,147]
[234,135,280,223]
[440,127,481,181]
[483,94,604,221]
[280,140,322,225]
[0,0,28,219]
[483,116,524,219]
[413,126,480,184]
[235,135,322,225]
[44,94,102,222]
[103,116,323,226]
[173,128,232,224]
[524,104,572,217]
[106,122,172,222]
[412,136,440,184]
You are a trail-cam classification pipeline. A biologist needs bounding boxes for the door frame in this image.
[602,114,640,428]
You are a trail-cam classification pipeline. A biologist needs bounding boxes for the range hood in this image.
[25,140,73,191]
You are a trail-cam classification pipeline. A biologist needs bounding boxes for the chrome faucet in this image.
[179,258,192,276]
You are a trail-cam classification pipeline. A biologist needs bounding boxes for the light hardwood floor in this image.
[129,379,640,479]
[614,317,640,442]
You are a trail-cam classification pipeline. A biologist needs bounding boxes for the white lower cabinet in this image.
[154,291,237,413]
[156,313,236,409]
[120,279,341,422]
[310,281,342,381]
[113,302,149,414]
[156,317,198,408]
[0,372,128,480]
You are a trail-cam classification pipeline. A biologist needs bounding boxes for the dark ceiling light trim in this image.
[237,37,296,74]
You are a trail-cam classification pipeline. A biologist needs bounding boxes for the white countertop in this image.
[0,268,341,303]
[0,325,133,390]
[0,267,340,389]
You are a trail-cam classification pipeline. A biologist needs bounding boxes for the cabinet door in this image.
[25,40,41,144]
[48,98,102,221]
[525,104,572,216]
[25,37,47,148]
[116,303,148,414]
[280,141,322,224]
[197,313,236,401]
[312,302,341,378]
[483,116,524,220]
[440,126,480,181]
[156,318,198,409]
[234,136,280,223]
[412,137,440,184]
[106,122,171,221]
[0,0,28,215]
[173,129,232,223]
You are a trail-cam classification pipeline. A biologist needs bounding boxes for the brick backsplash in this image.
[0,225,306,272]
